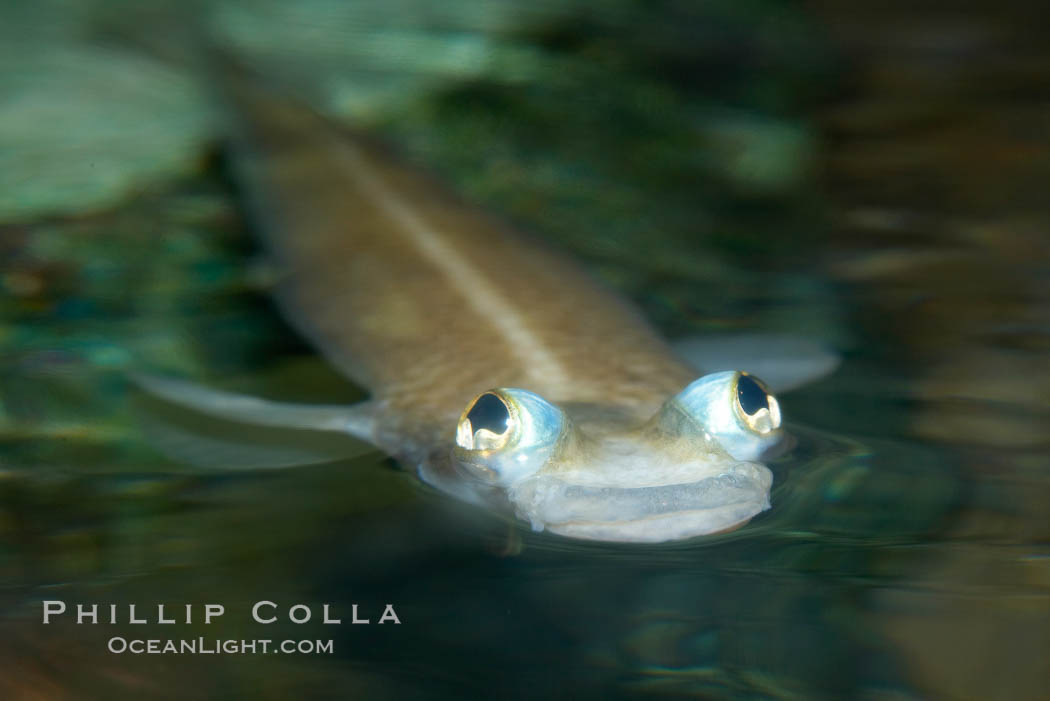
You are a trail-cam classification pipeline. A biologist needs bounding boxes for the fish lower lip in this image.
[545,503,767,543]
[509,462,773,525]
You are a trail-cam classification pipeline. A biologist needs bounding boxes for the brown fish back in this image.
[220,74,695,439]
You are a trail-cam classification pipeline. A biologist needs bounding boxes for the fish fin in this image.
[132,373,379,470]
[672,333,840,393]
[133,373,376,440]
[137,406,376,470]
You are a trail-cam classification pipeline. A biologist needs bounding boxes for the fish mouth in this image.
[507,462,773,543]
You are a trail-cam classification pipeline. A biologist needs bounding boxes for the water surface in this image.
[1,2,1047,699]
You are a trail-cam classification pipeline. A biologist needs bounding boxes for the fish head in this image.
[450,371,783,543]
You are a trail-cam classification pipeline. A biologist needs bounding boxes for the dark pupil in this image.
[467,393,511,435]
[737,375,769,416]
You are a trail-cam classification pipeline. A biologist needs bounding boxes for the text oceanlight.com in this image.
[107,637,335,655]
[42,600,401,656]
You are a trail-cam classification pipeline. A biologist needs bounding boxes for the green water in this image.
[1,2,1048,699]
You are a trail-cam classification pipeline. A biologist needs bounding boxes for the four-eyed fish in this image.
[141,71,837,543]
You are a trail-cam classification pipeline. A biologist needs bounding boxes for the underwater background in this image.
[1,0,1048,698]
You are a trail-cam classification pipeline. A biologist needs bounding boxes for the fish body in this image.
[225,80,695,443]
[147,71,818,542]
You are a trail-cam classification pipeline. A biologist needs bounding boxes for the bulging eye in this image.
[671,371,782,461]
[735,373,781,433]
[456,392,513,451]
[454,388,566,485]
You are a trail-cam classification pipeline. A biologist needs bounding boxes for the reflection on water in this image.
[812,3,1050,698]
[2,1,1048,699]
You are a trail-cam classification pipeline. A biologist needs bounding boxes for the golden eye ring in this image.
[734,373,780,434]
[456,392,515,451]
